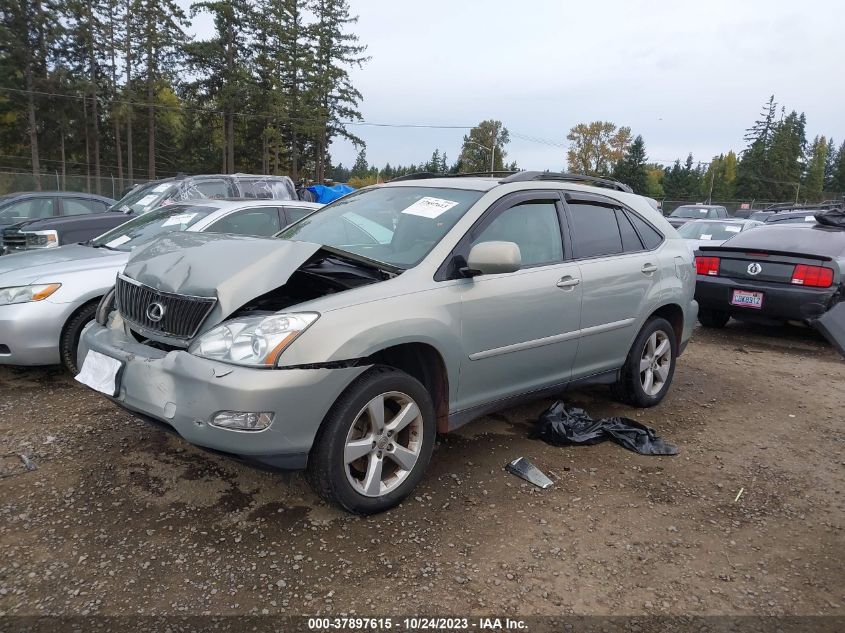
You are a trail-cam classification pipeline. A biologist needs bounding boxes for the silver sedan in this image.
[0,199,320,372]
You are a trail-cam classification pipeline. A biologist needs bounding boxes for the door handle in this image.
[556,276,581,289]
[641,263,658,274]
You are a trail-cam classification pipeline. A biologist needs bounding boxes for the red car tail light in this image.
[791,264,833,288]
[695,256,720,276]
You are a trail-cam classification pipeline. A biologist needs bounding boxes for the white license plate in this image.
[730,289,764,309]
[75,350,124,396]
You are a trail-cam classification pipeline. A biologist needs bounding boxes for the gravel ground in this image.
[0,322,843,619]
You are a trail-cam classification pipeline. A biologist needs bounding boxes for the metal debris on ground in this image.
[0,453,37,478]
[534,401,679,456]
[505,457,554,489]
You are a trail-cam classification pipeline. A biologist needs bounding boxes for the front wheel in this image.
[611,317,677,407]
[306,366,436,514]
[60,302,98,374]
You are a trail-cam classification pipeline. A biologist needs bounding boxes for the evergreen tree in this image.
[136,0,187,178]
[823,138,837,191]
[767,110,806,200]
[350,146,369,179]
[308,0,368,181]
[0,0,60,187]
[829,140,845,194]
[803,135,827,202]
[735,95,778,199]
[611,134,647,193]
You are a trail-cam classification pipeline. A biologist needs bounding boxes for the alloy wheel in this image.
[343,391,424,498]
[639,330,672,396]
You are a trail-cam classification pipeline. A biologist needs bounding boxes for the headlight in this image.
[25,230,59,249]
[189,312,319,367]
[0,283,62,305]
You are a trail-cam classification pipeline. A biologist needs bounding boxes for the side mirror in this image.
[463,241,522,277]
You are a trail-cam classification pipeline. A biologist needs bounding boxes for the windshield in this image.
[278,186,484,268]
[110,181,177,213]
[678,221,745,241]
[671,206,712,218]
[91,204,215,252]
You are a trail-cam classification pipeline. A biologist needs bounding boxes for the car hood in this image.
[667,218,691,227]
[0,243,129,286]
[122,232,323,323]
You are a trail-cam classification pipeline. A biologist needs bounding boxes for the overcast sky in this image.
[187,0,844,171]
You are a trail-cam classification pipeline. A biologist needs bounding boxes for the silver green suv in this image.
[77,172,698,514]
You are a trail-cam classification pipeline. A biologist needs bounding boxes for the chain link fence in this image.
[0,170,182,200]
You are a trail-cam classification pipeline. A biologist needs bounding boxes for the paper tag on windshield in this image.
[153,183,172,193]
[699,209,708,214]
[805,215,816,222]
[700,234,712,240]
[136,194,158,208]
[401,197,459,219]
[162,213,196,227]
[725,225,741,232]
[105,235,131,248]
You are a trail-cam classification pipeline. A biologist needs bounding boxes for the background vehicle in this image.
[694,221,844,337]
[0,192,115,250]
[0,199,320,373]
[78,171,697,514]
[666,204,729,228]
[677,218,761,252]
[1,174,296,254]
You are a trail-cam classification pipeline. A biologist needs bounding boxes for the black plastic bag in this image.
[815,207,845,228]
[535,401,678,456]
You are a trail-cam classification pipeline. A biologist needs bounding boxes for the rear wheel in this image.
[59,302,98,375]
[612,317,677,407]
[698,308,730,328]
[306,366,436,514]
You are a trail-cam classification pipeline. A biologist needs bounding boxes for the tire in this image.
[306,366,436,514]
[611,317,677,408]
[698,308,730,328]
[59,302,98,375]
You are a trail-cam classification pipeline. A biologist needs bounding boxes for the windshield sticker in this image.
[105,235,132,248]
[136,194,158,208]
[152,183,172,193]
[804,215,816,222]
[401,196,460,219]
[700,234,712,240]
[162,213,197,227]
[699,209,708,214]
[725,225,741,232]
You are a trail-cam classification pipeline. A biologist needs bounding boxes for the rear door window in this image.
[568,202,622,259]
[284,206,315,225]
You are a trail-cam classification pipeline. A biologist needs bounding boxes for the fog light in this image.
[210,411,274,431]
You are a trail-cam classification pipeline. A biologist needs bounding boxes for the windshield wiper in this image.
[319,245,405,276]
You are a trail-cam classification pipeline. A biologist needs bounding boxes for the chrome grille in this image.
[115,274,216,340]
[2,229,26,252]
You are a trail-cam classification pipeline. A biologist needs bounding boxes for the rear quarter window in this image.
[627,212,664,249]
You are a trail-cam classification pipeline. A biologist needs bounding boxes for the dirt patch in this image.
[0,322,843,618]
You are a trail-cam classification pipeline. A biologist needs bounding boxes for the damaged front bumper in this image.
[78,322,369,469]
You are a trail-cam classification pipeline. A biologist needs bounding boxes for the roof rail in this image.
[387,172,444,182]
[499,171,633,193]
[388,170,517,182]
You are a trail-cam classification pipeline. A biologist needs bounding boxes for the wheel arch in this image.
[648,302,684,346]
[365,342,450,433]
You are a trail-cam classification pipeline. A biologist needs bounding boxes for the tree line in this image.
[568,96,845,203]
[0,0,367,193]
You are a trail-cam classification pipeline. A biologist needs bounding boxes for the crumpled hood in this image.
[0,244,128,286]
[123,232,323,324]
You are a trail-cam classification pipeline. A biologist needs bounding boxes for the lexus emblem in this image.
[146,302,166,322]
[747,262,762,276]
